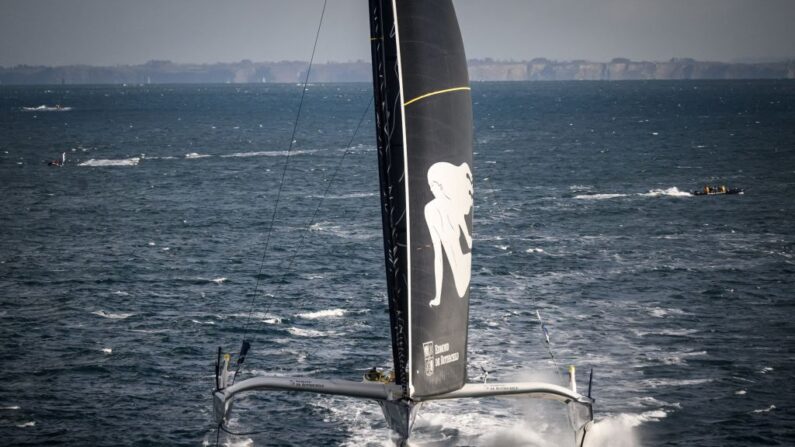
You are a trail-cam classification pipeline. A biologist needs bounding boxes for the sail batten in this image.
[403,86,471,107]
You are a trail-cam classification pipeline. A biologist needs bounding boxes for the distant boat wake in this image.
[22,105,72,112]
[78,157,140,167]
[574,187,692,200]
[75,148,333,168]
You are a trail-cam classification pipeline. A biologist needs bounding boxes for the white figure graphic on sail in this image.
[424,162,473,307]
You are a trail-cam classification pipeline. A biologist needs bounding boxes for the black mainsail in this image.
[213,1,593,443]
[369,0,473,399]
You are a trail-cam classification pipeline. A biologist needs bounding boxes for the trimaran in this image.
[213,0,594,444]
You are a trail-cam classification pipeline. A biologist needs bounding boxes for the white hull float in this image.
[213,355,593,444]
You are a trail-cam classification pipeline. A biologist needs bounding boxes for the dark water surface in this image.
[1,81,794,446]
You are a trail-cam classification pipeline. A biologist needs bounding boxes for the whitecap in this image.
[185,152,211,159]
[1,405,20,410]
[221,149,319,158]
[643,329,699,337]
[583,410,666,447]
[16,421,35,428]
[752,405,776,413]
[92,310,133,320]
[79,157,140,167]
[648,307,688,318]
[239,312,282,324]
[101,348,112,354]
[287,327,327,337]
[574,193,627,200]
[308,192,377,200]
[735,390,747,395]
[211,277,227,285]
[112,291,129,296]
[296,309,346,319]
[191,319,216,325]
[641,378,713,388]
[309,221,377,241]
[525,248,545,253]
[641,187,692,198]
[22,105,71,112]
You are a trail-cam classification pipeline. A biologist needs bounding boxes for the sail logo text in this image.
[423,342,435,376]
[423,341,460,375]
[436,352,459,366]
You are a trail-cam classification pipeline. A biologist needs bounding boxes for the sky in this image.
[1,0,794,67]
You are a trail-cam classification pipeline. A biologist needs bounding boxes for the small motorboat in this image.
[692,185,744,196]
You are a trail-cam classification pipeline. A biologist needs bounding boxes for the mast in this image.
[369,0,474,399]
[368,0,410,390]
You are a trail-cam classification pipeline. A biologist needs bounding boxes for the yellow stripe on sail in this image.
[403,86,471,107]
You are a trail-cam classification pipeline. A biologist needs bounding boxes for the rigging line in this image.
[536,310,565,385]
[232,96,373,384]
[238,0,328,341]
[261,98,374,320]
[475,130,565,382]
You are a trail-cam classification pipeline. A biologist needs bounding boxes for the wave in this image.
[645,349,707,365]
[575,187,692,200]
[635,328,700,337]
[220,149,320,158]
[184,152,211,159]
[296,309,346,319]
[79,157,140,167]
[92,310,134,320]
[582,410,667,447]
[22,105,71,112]
[641,377,713,388]
[309,221,378,241]
[239,312,282,325]
[574,193,628,200]
[641,187,692,197]
[648,306,690,318]
[308,192,377,200]
[191,319,216,325]
[287,327,328,337]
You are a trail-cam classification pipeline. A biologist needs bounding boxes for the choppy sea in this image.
[1,81,794,446]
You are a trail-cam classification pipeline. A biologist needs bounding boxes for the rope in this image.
[232,97,373,384]
[475,131,568,385]
[536,310,565,385]
[237,0,328,343]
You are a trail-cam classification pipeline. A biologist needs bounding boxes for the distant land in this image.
[1,58,793,85]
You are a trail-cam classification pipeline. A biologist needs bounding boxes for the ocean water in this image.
[1,81,794,446]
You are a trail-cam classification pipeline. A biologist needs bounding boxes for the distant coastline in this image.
[1,58,793,85]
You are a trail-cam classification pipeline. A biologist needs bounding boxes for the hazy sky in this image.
[1,0,794,66]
